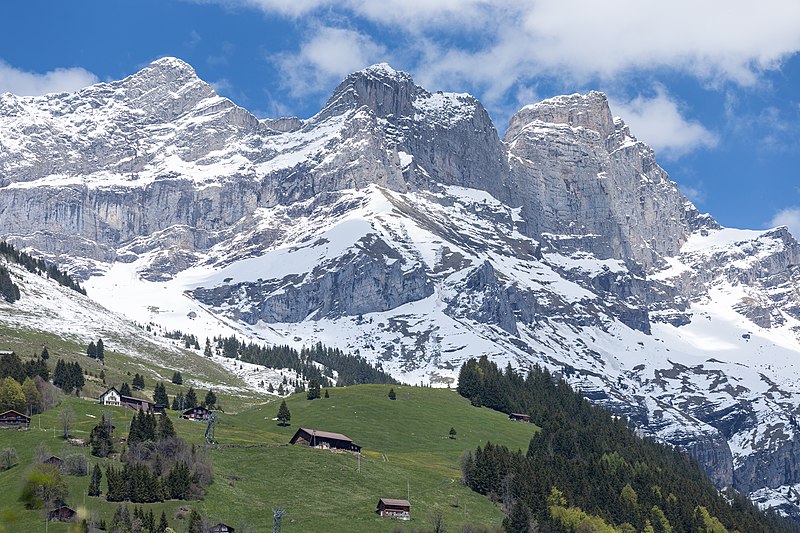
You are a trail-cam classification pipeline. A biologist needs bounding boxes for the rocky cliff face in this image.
[2,58,800,513]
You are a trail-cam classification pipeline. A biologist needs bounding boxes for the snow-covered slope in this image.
[2,58,800,513]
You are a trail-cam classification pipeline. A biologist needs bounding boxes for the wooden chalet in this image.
[48,505,77,522]
[43,455,63,467]
[290,427,362,453]
[508,413,531,423]
[209,523,235,533]
[0,350,14,356]
[376,498,411,520]
[0,409,30,429]
[180,406,212,421]
[99,387,155,413]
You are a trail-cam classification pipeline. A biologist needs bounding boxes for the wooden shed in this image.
[209,523,235,533]
[0,409,30,429]
[376,498,411,520]
[289,427,362,453]
[508,413,531,423]
[48,505,77,522]
[43,455,63,467]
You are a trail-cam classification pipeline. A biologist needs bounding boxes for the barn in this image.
[48,505,77,522]
[0,409,30,429]
[376,498,411,520]
[508,413,531,423]
[99,387,156,413]
[289,428,362,452]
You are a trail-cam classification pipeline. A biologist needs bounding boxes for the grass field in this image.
[0,385,538,532]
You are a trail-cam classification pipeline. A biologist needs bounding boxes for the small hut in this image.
[0,409,30,429]
[43,455,64,467]
[508,413,531,423]
[376,498,411,520]
[48,505,77,522]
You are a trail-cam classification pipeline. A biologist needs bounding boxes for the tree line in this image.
[457,356,800,533]
[0,240,86,295]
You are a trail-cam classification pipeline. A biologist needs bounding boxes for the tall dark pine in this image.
[158,511,169,532]
[203,389,217,409]
[40,346,49,360]
[277,400,291,426]
[153,382,169,407]
[185,387,197,409]
[88,463,102,496]
[120,382,131,397]
[96,338,105,361]
[307,379,321,400]
[171,371,182,385]
[87,341,97,359]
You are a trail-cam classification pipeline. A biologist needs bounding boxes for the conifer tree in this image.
[88,463,102,496]
[87,341,97,359]
[185,387,197,409]
[171,371,182,385]
[90,415,114,457]
[388,387,396,400]
[277,400,291,426]
[307,379,321,400]
[153,382,169,407]
[157,412,176,440]
[96,338,104,361]
[158,511,169,532]
[204,338,212,357]
[203,389,217,409]
[40,346,49,360]
[120,382,131,397]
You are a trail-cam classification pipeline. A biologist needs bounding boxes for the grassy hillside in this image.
[0,385,537,532]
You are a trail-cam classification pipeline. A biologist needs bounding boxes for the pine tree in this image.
[40,346,49,360]
[53,359,67,388]
[157,412,176,440]
[171,371,182,385]
[185,387,197,409]
[90,415,114,457]
[204,338,212,357]
[324,389,330,398]
[449,427,457,439]
[88,463,102,496]
[307,379,321,400]
[158,511,168,532]
[120,382,131,396]
[87,341,97,359]
[277,400,291,426]
[96,338,105,361]
[153,382,169,407]
[388,387,396,400]
[188,509,203,533]
[132,373,144,390]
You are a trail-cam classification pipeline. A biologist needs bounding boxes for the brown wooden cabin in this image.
[43,455,64,467]
[0,409,30,429]
[48,505,77,522]
[376,498,411,520]
[290,427,362,453]
[508,413,531,423]
[209,523,235,533]
[181,406,212,421]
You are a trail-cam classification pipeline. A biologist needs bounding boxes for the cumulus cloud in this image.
[770,207,800,238]
[610,88,719,159]
[0,60,98,96]
[272,26,387,96]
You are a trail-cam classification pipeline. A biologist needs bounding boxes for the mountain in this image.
[2,57,800,514]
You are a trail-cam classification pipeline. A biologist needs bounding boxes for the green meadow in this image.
[0,385,538,532]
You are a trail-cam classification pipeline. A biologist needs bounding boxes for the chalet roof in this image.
[99,387,119,397]
[183,406,211,413]
[379,498,411,507]
[298,427,353,442]
[0,409,30,420]
[509,413,529,417]
[121,395,152,404]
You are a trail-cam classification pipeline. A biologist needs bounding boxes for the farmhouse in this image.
[376,498,411,520]
[508,413,531,423]
[48,505,77,522]
[289,427,362,453]
[0,409,30,429]
[209,523,235,533]
[99,387,155,413]
[180,406,212,421]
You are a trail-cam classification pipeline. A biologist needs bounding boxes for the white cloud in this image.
[770,207,800,238]
[272,26,387,96]
[610,88,719,159]
[0,60,98,96]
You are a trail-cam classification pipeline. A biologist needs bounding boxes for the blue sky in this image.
[2,0,800,235]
